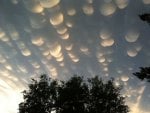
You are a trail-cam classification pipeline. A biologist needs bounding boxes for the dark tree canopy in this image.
[19,74,60,113]
[88,77,128,113]
[57,76,89,113]
[133,67,150,82]
[19,75,129,113]
[139,13,150,24]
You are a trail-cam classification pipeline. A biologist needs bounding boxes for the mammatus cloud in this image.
[0,0,149,113]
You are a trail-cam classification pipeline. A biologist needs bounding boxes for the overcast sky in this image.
[0,0,150,113]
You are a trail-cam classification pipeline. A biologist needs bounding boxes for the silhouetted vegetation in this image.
[19,74,129,113]
[133,67,150,82]
[139,14,150,24]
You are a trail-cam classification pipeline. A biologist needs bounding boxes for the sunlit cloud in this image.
[17,65,28,73]
[0,79,11,90]
[0,68,11,77]
[47,64,58,78]
[116,68,123,74]
[135,44,142,52]
[21,49,32,56]
[127,86,146,113]
[49,43,64,62]
[42,49,50,56]
[65,44,73,51]
[80,46,90,55]
[142,0,150,4]
[127,49,138,57]
[82,4,94,16]
[100,38,115,47]
[104,73,109,76]
[7,25,20,41]
[106,57,113,63]
[31,36,44,46]
[23,0,44,13]
[72,58,80,63]
[66,21,73,28]
[16,41,32,57]
[86,0,93,4]
[11,0,18,4]
[115,0,129,9]
[54,51,62,58]
[46,54,52,60]
[60,33,70,40]
[68,52,76,59]
[121,75,129,82]
[56,27,68,35]
[96,52,104,58]
[29,15,46,29]
[100,3,116,16]
[99,29,112,39]
[103,67,108,72]
[0,55,6,63]
[16,41,26,49]
[39,0,60,8]
[125,29,140,43]
[56,55,64,62]
[0,35,10,42]
[7,76,19,83]
[59,62,65,67]
[114,79,120,87]
[102,62,108,66]
[0,28,6,38]
[126,43,142,57]
[50,12,64,26]
[5,64,13,71]
[98,57,106,63]
[0,76,25,113]
[30,60,40,69]
[68,52,79,63]
[67,8,76,16]
[41,59,47,65]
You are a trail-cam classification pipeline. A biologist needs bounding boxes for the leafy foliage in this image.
[19,75,129,113]
[139,14,150,24]
[57,76,89,113]
[133,67,150,82]
[88,76,128,113]
[19,74,59,113]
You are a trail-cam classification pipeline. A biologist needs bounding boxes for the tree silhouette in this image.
[139,14,150,24]
[57,76,89,113]
[19,75,129,113]
[19,74,60,113]
[88,76,129,113]
[133,67,150,82]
